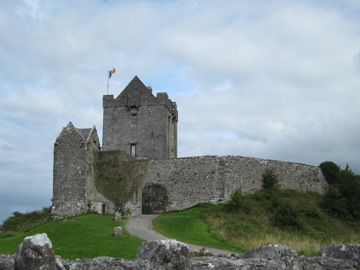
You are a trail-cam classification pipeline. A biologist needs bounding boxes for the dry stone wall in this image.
[123,155,327,215]
[3,233,360,270]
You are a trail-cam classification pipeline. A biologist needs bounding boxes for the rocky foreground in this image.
[1,233,359,269]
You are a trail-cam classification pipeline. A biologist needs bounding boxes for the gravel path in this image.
[125,214,239,256]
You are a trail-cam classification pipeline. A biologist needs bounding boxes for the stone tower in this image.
[102,76,178,158]
[52,122,101,217]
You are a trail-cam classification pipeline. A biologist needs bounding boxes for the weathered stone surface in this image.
[102,76,178,159]
[0,254,15,270]
[319,244,360,269]
[122,154,328,216]
[189,256,282,269]
[299,256,354,270]
[115,212,122,221]
[136,239,189,270]
[244,244,300,269]
[62,257,138,270]
[9,233,360,270]
[52,122,101,218]
[15,233,56,270]
[113,226,123,237]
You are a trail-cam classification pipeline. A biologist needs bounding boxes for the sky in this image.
[0,0,359,224]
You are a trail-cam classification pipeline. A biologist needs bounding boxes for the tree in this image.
[319,161,340,185]
[321,161,360,221]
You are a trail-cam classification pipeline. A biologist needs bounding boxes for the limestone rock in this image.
[115,212,122,221]
[113,226,123,237]
[15,233,56,270]
[62,256,138,270]
[319,244,360,269]
[189,256,281,269]
[299,256,354,270]
[55,256,66,270]
[0,254,15,270]
[136,239,189,270]
[8,233,360,270]
[244,244,299,269]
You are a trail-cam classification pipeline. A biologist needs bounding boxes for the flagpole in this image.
[107,73,109,95]
[106,67,115,95]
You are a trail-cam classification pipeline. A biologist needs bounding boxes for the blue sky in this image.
[1,0,359,224]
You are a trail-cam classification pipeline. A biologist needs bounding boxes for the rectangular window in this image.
[131,113,137,125]
[130,143,137,157]
[133,87,138,94]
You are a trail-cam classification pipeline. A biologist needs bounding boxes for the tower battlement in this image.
[102,76,178,158]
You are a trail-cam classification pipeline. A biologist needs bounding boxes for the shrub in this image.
[273,202,301,229]
[322,185,350,219]
[2,207,51,233]
[262,169,279,190]
[319,161,340,185]
[321,162,360,221]
[224,189,251,214]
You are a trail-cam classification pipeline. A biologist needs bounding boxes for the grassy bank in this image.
[153,206,243,253]
[0,214,143,259]
[1,194,360,259]
[153,190,360,256]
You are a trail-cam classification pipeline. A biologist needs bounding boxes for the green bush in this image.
[262,169,279,190]
[273,202,301,229]
[2,208,51,233]
[321,162,360,221]
[319,161,340,185]
[338,165,360,220]
[322,185,350,219]
[224,189,251,214]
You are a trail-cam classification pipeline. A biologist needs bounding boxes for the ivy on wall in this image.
[94,151,146,212]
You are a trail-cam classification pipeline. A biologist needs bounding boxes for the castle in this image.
[52,76,328,218]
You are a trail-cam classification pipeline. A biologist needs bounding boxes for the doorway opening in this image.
[142,184,168,214]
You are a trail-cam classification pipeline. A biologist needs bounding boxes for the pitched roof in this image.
[117,75,154,99]
[77,128,92,141]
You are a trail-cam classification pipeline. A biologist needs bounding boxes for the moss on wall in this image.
[94,151,146,212]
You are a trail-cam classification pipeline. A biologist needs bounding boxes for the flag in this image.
[108,67,116,78]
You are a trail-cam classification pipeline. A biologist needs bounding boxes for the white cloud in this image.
[0,0,359,223]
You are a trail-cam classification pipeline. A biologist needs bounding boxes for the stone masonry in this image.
[113,155,327,215]
[52,76,327,218]
[102,75,178,158]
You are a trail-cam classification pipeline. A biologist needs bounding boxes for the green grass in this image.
[2,189,360,259]
[153,205,244,253]
[153,191,360,256]
[0,214,143,259]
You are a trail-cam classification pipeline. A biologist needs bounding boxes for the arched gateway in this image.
[142,184,168,214]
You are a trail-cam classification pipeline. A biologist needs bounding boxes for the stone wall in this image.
[53,124,327,218]
[83,128,105,212]
[120,155,327,215]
